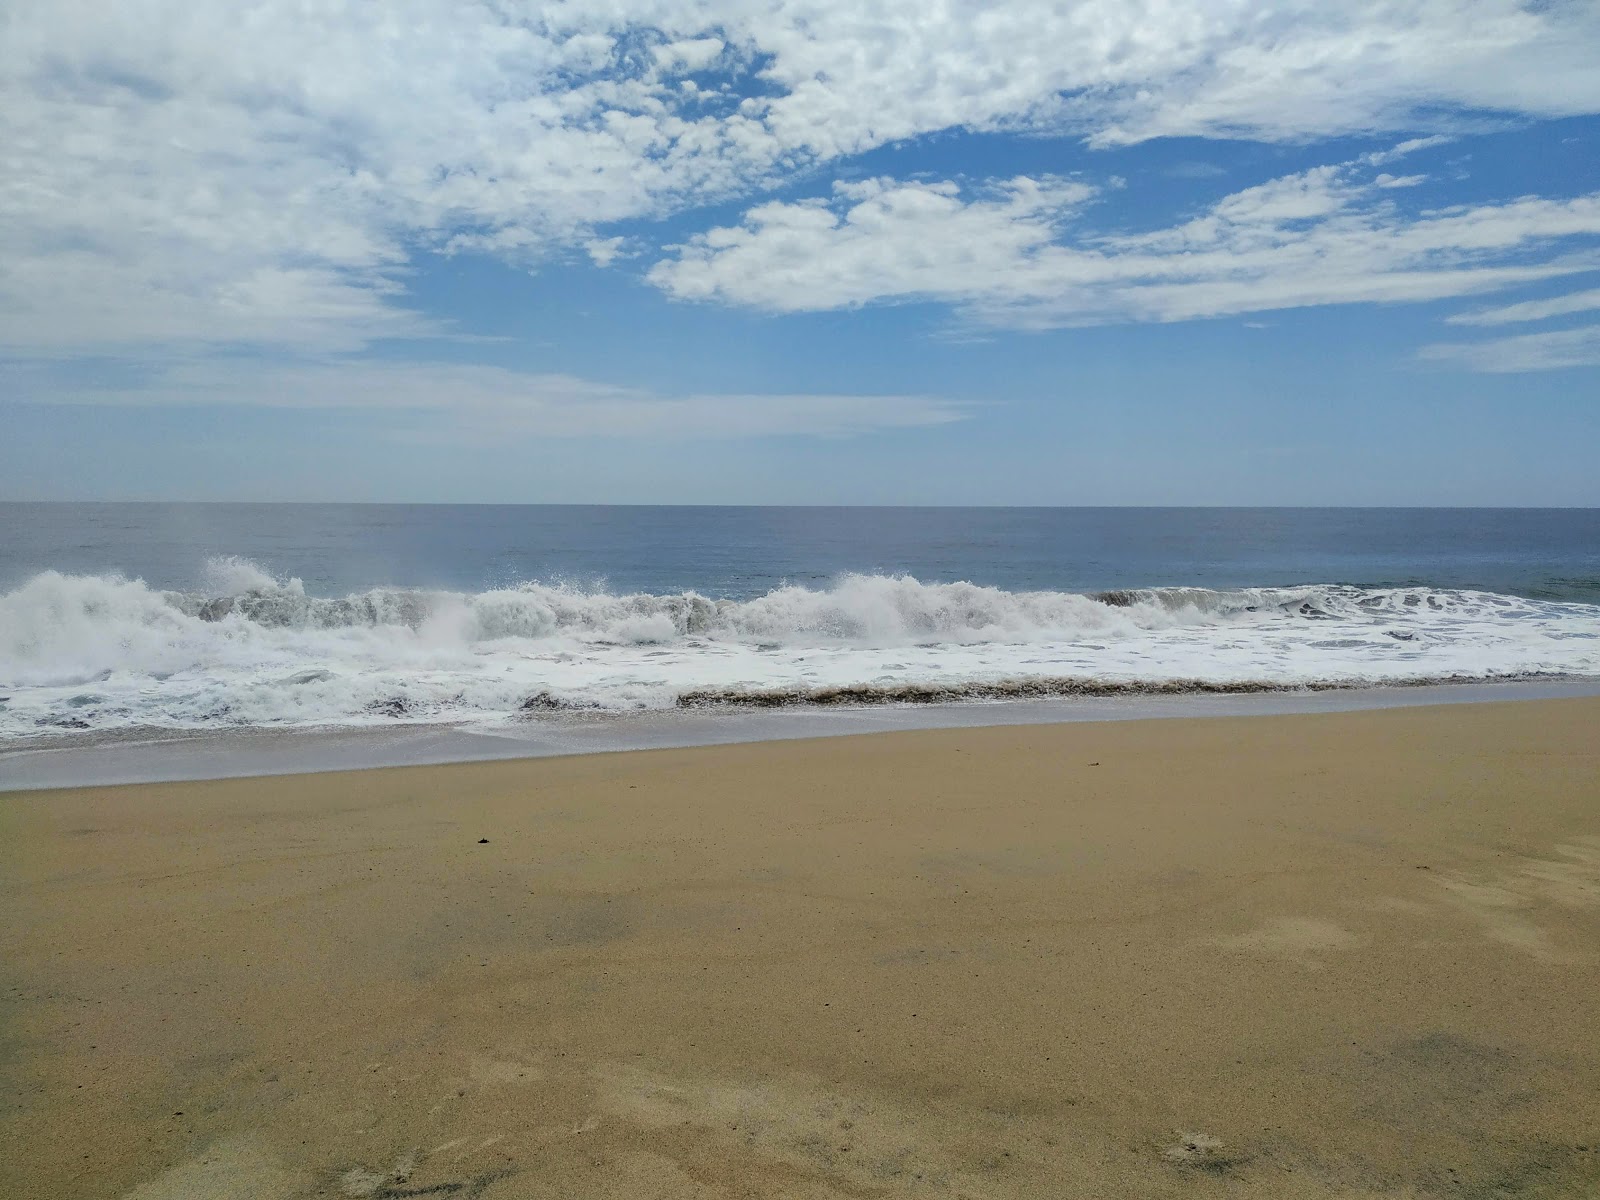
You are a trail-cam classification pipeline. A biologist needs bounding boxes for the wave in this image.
[2,559,1597,736]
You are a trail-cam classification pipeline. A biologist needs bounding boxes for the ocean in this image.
[2,504,1599,745]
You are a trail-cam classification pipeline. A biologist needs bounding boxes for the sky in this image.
[2,0,1598,505]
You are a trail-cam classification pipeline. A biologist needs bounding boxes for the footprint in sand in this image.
[339,1154,513,1199]
[339,1151,416,1197]
[1163,1132,1243,1174]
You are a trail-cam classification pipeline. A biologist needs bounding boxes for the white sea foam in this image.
[1,560,1597,737]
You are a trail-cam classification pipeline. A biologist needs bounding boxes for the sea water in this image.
[2,504,1597,742]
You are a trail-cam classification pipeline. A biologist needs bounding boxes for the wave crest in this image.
[2,559,1596,735]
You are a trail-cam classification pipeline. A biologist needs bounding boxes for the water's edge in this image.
[5,678,1597,792]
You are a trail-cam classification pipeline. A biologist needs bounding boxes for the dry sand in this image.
[3,699,1599,1198]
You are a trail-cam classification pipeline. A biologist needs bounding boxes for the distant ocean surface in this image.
[2,503,1598,741]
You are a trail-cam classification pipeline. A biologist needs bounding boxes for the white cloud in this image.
[584,237,629,268]
[650,156,1600,327]
[1208,166,1355,224]
[737,2,1600,154]
[1419,324,1600,371]
[4,358,967,438]
[4,1,1600,358]
[1446,287,1600,325]
[1365,135,1456,166]
[653,37,726,73]
[651,175,1098,311]
[1,3,780,356]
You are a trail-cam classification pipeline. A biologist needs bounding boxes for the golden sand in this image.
[3,699,1599,1197]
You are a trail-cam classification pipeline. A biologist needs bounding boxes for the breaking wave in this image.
[2,558,1597,736]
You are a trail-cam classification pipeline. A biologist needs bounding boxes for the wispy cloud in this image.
[1446,287,1600,325]
[2,358,967,438]
[649,151,1600,328]
[1419,325,1600,372]
[1364,135,1455,166]
[1374,173,1428,189]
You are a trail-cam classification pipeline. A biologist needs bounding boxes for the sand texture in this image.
[3,699,1599,1198]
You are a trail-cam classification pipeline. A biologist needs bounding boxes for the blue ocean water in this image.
[1,504,1598,739]
[4,503,1599,600]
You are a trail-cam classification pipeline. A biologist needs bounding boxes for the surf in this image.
[2,559,1597,737]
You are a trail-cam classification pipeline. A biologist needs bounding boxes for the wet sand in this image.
[3,699,1599,1198]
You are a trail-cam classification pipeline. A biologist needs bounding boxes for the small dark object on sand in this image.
[477,838,489,844]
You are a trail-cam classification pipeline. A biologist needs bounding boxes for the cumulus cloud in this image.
[734,2,1600,154]
[4,358,966,438]
[651,175,1099,311]
[649,153,1600,327]
[2,3,776,356]
[1419,324,1600,371]
[5,0,1600,358]
[652,37,727,73]
[584,237,630,268]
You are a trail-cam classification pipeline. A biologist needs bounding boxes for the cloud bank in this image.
[1,0,1597,403]
[5,0,1600,356]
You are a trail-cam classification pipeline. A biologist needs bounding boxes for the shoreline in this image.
[4,698,1598,1198]
[5,675,1600,791]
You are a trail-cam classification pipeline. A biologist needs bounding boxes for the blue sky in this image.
[3,2,1599,504]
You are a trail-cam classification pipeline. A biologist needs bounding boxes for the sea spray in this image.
[2,561,1597,736]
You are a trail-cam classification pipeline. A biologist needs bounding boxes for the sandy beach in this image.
[4,698,1599,1199]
